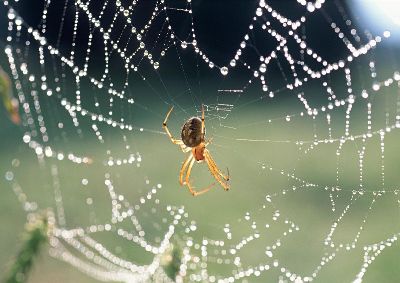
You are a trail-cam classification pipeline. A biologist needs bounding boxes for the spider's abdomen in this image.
[181,117,204,147]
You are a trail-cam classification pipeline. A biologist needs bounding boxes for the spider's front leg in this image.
[162,106,189,153]
[201,104,205,136]
[183,155,215,196]
[186,181,215,196]
[179,154,193,185]
[204,150,230,191]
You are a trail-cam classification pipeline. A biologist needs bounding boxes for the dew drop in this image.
[5,171,14,181]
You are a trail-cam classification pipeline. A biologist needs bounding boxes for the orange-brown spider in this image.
[162,105,230,196]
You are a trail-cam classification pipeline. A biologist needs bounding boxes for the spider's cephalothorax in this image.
[162,105,230,196]
[181,117,205,147]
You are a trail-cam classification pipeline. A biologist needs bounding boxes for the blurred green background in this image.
[1,87,400,282]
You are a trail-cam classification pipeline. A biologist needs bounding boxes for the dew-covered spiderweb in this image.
[2,0,400,282]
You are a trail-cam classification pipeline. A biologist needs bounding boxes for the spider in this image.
[162,105,230,196]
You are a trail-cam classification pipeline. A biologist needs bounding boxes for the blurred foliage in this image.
[160,243,183,282]
[0,66,20,125]
[4,211,52,283]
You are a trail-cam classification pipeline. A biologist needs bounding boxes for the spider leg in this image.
[204,137,213,147]
[184,156,215,196]
[162,106,189,153]
[205,149,230,181]
[187,181,215,196]
[179,154,193,185]
[201,104,205,136]
[162,106,179,143]
[185,157,195,187]
[204,150,230,191]
[205,158,230,191]
[176,141,191,153]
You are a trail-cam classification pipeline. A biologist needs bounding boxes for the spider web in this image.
[1,0,400,282]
